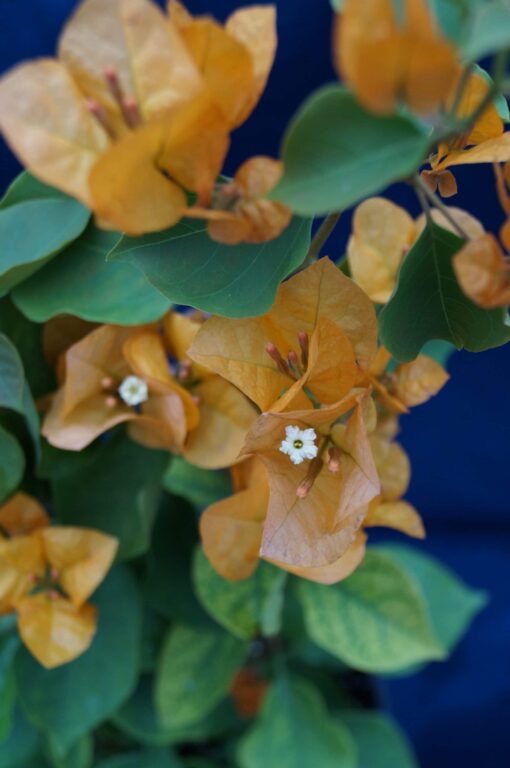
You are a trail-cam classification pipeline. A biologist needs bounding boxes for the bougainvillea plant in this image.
[0,0,508,765]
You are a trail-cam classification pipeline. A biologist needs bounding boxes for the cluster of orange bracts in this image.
[34,260,449,593]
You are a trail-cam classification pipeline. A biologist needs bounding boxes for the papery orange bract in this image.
[183,377,258,470]
[433,133,510,172]
[170,1,277,129]
[0,536,46,614]
[365,500,425,539]
[334,0,459,116]
[0,0,253,234]
[16,593,97,669]
[187,157,292,245]
[200,459,268,580]
[0,493,49,538]
[347,197,416,303]
[39,527,118,607]
[453,233,510,308]
[231,667,269,718]
[42,323,189,451]
[242,394,379,568]
[189,259,377,412]
[392,356,450,407]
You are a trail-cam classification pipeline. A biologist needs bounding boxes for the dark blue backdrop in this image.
[1,2,509,765]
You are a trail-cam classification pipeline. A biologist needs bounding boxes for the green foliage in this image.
[107,217,311,318]
[296,550,445,673]
[0,426,24,503]
[0,333,40,453]
[379,222,510,361]
[163,458,231,508]
[46,736,93,768]
[15,567,142,755]
[0,706,41,767]
[0,173,89,296]
[378,544,488,653]
[114,675,239,747]
[193,550,286,640]
[340,710,418,768]
[144,496,214,628]
[45,432,167,561]
[12,225,171,325]
[95,749,182,768]
[0,631,19,741]
[462,0,510,60]
[237,675,357,768]
[156,625,247,730]
[273,86,429,217]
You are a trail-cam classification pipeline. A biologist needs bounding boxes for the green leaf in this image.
[107,217,311,318]
[163,457,231,509]
[48,432,167,561]
[0,333,39,454]
[156,625,247,729]
[462,0,510,61]
[12,225,170,325]
[0,706,41,768]
[0,426,24,503]
[340,710,418,768]
[0,299,56,399]
[0,633,19,740]
[272,85,429,217]
[114,675,239,747]
[379,222,510,362]
[193,549,286,640]
[15,566,142,755]
[431,0,477,44]
[95,750,182,768]
[0,173,89,296]
[46,736,93,768]
[377,544,488,653]
[237,675,357,768]
[296,550,445,674]
[144,496,214,628]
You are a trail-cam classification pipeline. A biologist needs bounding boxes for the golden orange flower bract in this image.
[453,234,510,309]
[189,259,378,412]
[0,0,277,236]
[334,0,459,116]
[0,493,117,668]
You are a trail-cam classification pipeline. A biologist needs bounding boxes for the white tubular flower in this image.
[118,375,149,407]
[279,426,318,465]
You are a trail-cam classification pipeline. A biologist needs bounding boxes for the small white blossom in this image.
[279,425,318,465]
[118,375,149,407]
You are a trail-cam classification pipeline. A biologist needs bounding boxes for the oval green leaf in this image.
[272,85,429,217]
[296,550,445,673]
[379,221,510,362]
[0,426,24,504]
[107,217,311,318]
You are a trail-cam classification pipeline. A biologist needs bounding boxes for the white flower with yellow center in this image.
[118,375,149,407]
[280,426,318,465]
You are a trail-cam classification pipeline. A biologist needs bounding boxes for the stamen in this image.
[178,360,193,381]
[50,568,59,581]
[192,394,201,405]
[47,590,60,601]
[101,376,116,391]
[287,349,302,376]
[85,98,116,139]
[298,331,309,368]
[122,95,142,129]
[327,446,342,474]
[105,395,119,408]
[296,458,323,499]
[266,343,290,376]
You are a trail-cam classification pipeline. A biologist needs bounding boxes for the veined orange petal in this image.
[17,593,97,669]
[365,499,425,538]
[369,435,410,501]
[0,59,109,204]
[0,493,49,538]
[453,233,510,308]
[131,391,188,451]
[393,355,450,407]
[0,536,45,612]
[267,531,367,585]
[184,378,257,470]
[40,527,117,607]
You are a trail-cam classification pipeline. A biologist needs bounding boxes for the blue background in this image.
[1,1,509,765]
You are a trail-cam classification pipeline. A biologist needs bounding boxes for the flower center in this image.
[118,375,149,407]
[293,439,304,449]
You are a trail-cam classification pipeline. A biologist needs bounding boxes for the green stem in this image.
[414,175,470,240]
[302,212,342,268]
